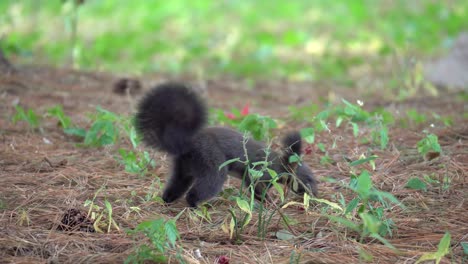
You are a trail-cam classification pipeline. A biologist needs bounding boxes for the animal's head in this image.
[289,164,318,197]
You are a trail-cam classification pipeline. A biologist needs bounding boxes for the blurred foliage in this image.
[1,0,467,80]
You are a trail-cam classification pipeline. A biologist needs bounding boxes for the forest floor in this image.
[0,64,467,264]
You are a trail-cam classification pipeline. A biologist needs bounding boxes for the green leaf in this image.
[219,158,241,171]
[272,180,285,202]
[436,232,451,258]
[300,127,315,144]
[12,106,26,124]
[374,108,395,125]
[64,127,87,137]
[12,105,40,128]
[345,197,360,215]
[416,232,451,264]
[351,122,359,137]
[342,99,357,115]
[356,170,372,197]
[84,120,117,146]
[317,143,326,153]
[129,126,140,148]
[349,155,378,166]
[417,133,441,156]
[310,197,343,212]
[235,197,252,215]
[369,233,396,250]
[288,153,301,164]
[251,161,269,167]
[164,220,179,247]
[238,114,276,140]
[242,213,252,229]
[47,105,72,129]
[336,116,343,127]
[405,177,427,191]
[229,213,235,240]
[328,215,360,231]
[104,200,113,214]
[316,109,330,121]
[461,242,468,255]
[379,126,389,149]
[318,119,329,132]
[276,229,295,240]
[104,200,114,233]
[303,193,310,209]
[360,212,380,234]
[26,109,40,127]
[371,190,405,209]
[320,155,334,165]
[358,247,374,262]
[267,169,278,178]
[248,168,263,179]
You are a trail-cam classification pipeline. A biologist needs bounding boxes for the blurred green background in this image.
[1,0,467,81]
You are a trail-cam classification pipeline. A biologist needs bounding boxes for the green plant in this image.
[84,187,120,233]
[126,218,182,264]
[45,105,155,175]
[405,177,427,191]
[426,173,451,191]
[115,113,156,175]
[406,109,427,125]
[432,113,453,127]
[319,170,404,248]
[212,107,277,141]
[283,192,343,215]
[46,105,72,129]
[117,148,155,175]
[293,100,393,150]
[83,107,121,146]
[226,196,253,242]
[225,174,285,242]
[191,205,213,223]
[45,104,94,140]
[220,155,261,241]
[461,242,468,256]
[416,232,451,264]
[63,106,140,147]
[337,100,392,150]
[417,133,441,158]
[405,173,452,192]
[300,127,315,144]
[349,154,378,170]
[238,114,277,141]
[64,107,124,147]
[219,135,290,241]
[12,105,40,129]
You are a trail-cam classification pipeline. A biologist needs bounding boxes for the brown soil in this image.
[0,64,467,264]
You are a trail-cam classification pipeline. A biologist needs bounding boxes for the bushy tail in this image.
[135,82,207,155]
[281,132,302,168]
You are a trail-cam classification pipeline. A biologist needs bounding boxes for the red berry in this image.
[217,255,230,264]
[225,112,236,119]
[241,103,250,116]
[305,145,313,155]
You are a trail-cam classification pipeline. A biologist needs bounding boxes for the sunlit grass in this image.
[1,0,467,80]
